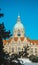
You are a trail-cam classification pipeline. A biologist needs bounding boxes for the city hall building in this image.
[3,15,38,57]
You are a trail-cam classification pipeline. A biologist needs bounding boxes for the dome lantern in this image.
[17,15,21,23]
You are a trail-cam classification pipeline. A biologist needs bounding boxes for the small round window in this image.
[17,33,21,36]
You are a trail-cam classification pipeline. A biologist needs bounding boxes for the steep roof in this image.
[3,37,38,45]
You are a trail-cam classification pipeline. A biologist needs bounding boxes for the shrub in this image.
[29,55,38,62]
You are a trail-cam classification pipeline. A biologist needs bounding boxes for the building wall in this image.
[3,38,38,57]
[3,37,28,55]
[28,43,38,57]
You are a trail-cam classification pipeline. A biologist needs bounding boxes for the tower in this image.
[13,15,25,37]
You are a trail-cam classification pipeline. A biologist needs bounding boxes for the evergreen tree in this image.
[0,9,11,65]
[23,45,29,57]
[0,8,4,17]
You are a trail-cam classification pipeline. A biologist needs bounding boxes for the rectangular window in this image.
[35,53,37,56]
[35,48,37,53]
[31,48,33,53]
[18,47,21,51]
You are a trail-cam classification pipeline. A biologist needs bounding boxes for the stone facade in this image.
[3,15,38,57]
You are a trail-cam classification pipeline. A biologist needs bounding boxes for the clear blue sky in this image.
[0,0,38,40]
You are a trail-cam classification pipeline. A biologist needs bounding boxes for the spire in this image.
[17,14,21,23]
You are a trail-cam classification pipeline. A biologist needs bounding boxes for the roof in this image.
[3,38,12,45]
[3,37,38,45]
[27,38,38,45]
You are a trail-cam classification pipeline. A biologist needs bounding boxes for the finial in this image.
[17,13,21,22]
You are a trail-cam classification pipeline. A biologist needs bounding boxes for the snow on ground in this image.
[18,58,31,64]
[12,60,18,63]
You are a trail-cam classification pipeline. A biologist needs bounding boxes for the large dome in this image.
[14,21,24,30]
[13,15,25,37]
[14,15,24,30]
